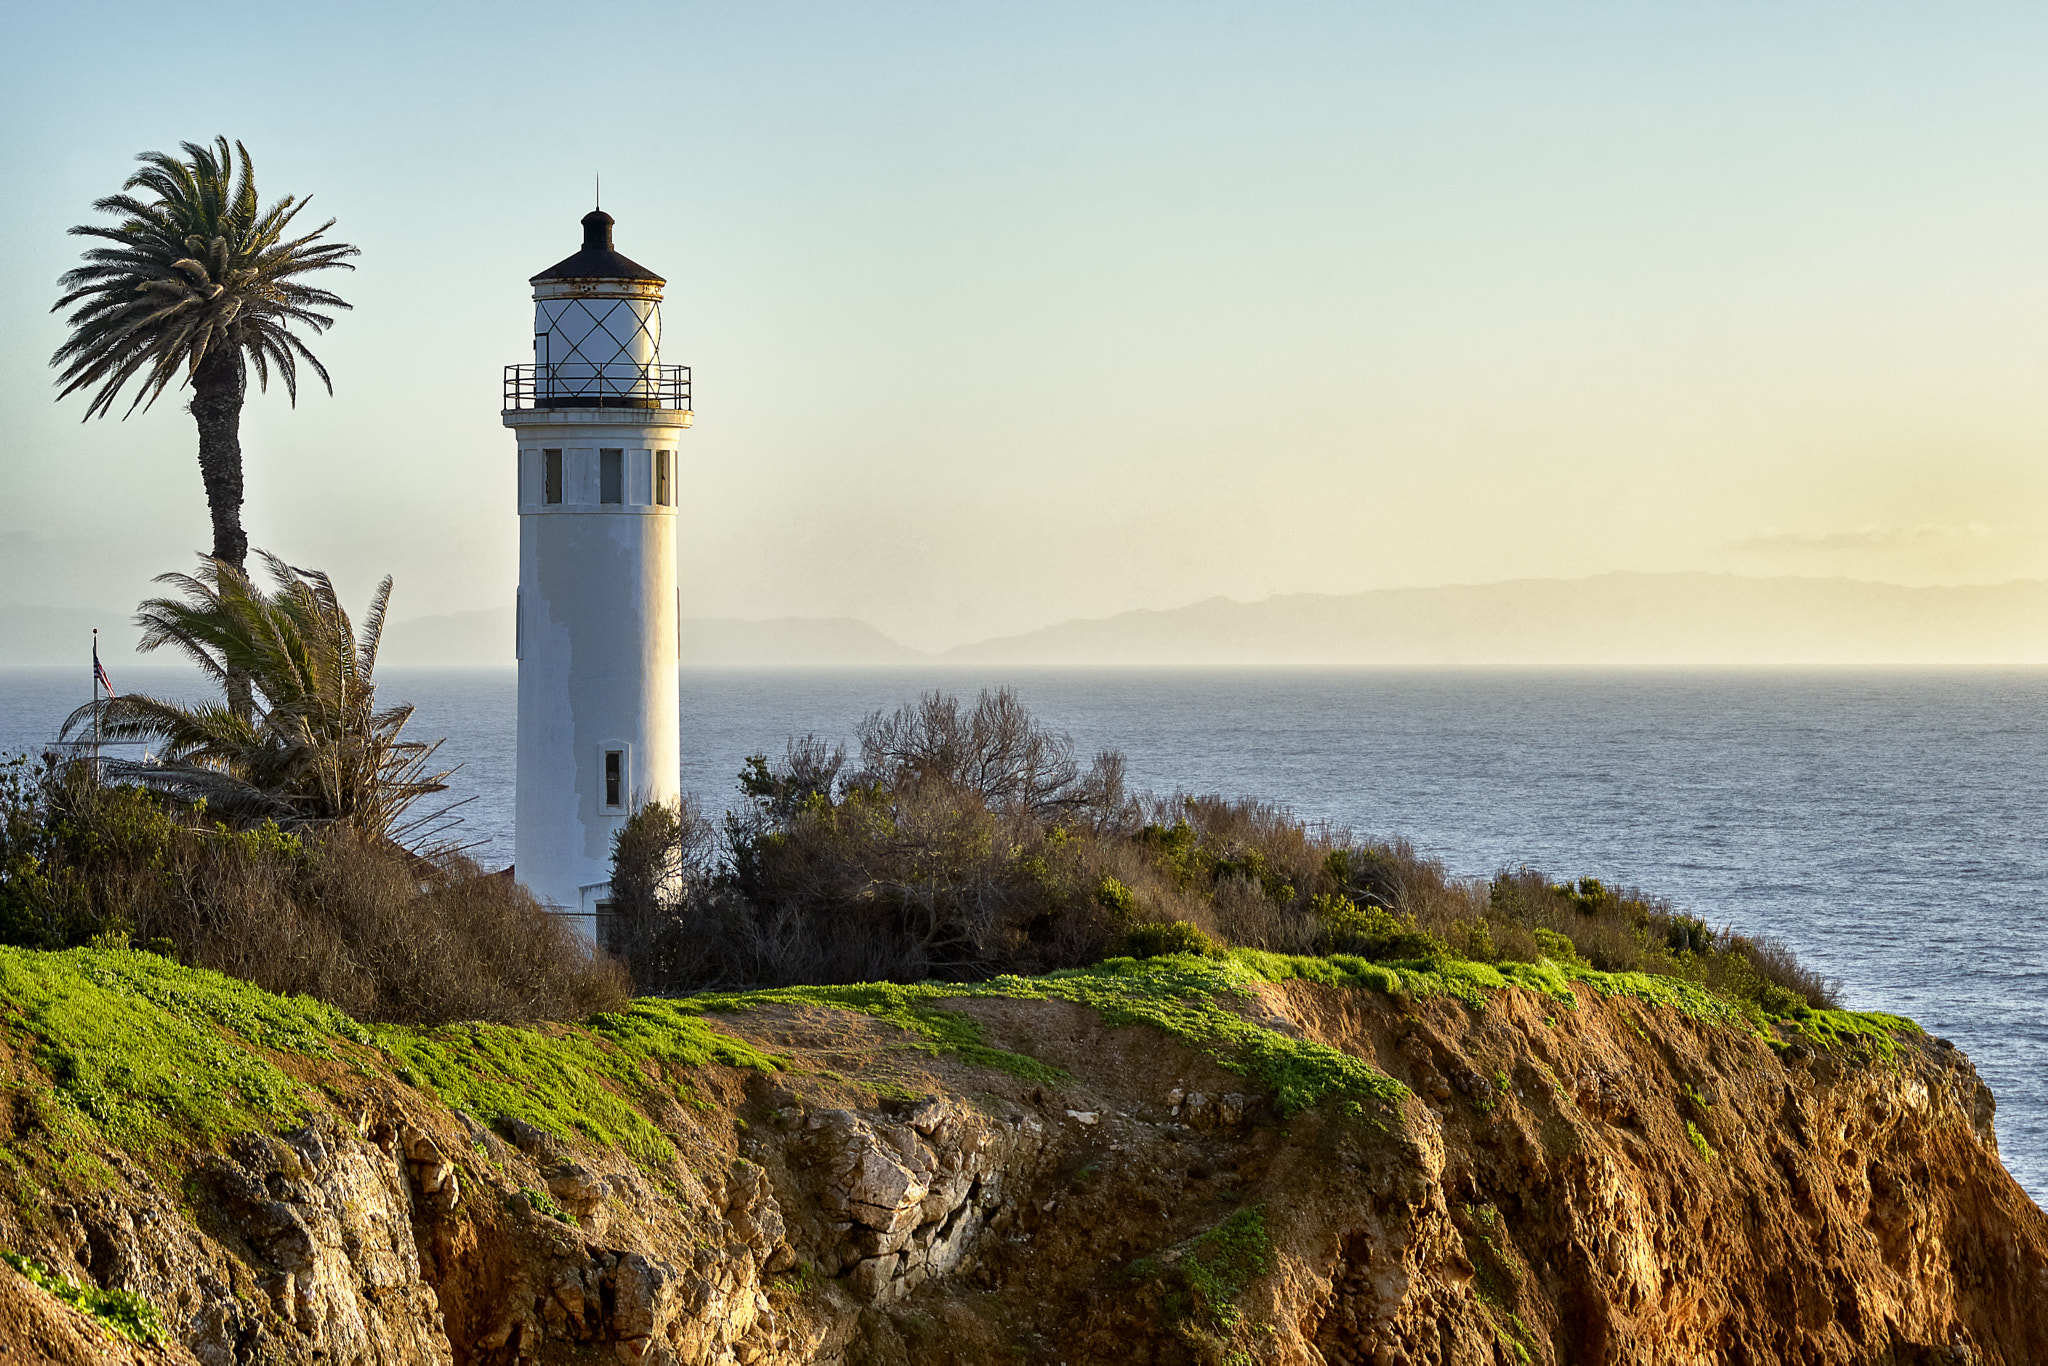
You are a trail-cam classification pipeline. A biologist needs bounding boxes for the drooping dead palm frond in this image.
[63,554,456,848]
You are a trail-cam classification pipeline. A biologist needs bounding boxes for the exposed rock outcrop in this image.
[1,952,2043,1364]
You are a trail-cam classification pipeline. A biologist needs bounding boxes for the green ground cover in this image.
[371,999,784,1166]
[0,947,355,1151]
[0,943,1922,1170]
[685,956,1413,1116]
[3,1250,164,1345]
[1777,1004,1921,1060]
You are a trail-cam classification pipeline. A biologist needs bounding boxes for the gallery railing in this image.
[503,363,692,411]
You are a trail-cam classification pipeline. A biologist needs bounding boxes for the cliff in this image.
[0,947,2042,1365]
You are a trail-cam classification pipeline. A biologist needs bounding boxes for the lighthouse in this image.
[504,209,692,944]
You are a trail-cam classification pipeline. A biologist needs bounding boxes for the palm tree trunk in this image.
[190,347,248,573]
[191,346,252,715]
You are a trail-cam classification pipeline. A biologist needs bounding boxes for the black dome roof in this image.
[529,210,664,284]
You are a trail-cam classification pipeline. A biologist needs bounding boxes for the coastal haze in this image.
[24,571,2048,669]
[9,6,2048,653]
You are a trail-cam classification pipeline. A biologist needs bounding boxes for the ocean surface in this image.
[4,664,2044,1204]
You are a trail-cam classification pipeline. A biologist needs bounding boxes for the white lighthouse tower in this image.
[504,209,691,944]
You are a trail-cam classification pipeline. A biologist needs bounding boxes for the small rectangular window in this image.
[655,450,672,507]
[600,449,623,504]
[543,449,563,504]
[595,899,622,954]
[603,749,623,809]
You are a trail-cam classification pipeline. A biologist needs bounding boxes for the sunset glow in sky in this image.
[6,2,2048,650]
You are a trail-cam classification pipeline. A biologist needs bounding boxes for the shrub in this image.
[1210,873,1318,955]
[1532,927,1583,964]
[606,797,722,987]
[1313,893,1445,961]
[852,688,1111,818]
[1095,876,1139,918]
[1481,865,1838,1011]
[1729,934,1841,1012]
[0,758,625,1024]
[1665,914,1712,956]
[1323,847,1407,908]
[1123,920,1222,960]
[674,697,1136,986]
[605,688,1840,1016]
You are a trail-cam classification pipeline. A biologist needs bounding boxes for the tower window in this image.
[595,899,622,954]
[600,449,623,504]
[655,450,672,507]
[603,748,624,810]
[543,449,563,504]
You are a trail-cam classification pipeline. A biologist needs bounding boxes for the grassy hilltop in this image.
[0,939,1908,1186]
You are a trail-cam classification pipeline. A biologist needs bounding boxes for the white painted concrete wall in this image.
[505,409,690,938]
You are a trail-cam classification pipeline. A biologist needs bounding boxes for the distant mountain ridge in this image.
[17,573,2048,668]
[941,573,2048,666]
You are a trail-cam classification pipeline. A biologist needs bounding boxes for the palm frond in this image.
[51,137,359,422]
[357,575,394,678]
[81,554,456,846]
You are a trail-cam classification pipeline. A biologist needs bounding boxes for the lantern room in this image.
[504,209,691,411]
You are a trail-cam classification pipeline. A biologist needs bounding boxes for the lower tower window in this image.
[600,449,624,504]
[543,449,563,504]
[602,747,626,811]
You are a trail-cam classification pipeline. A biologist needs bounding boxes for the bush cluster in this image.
[610,689,1840,1016]
[1482,869,1839,1013]
[0,756,626,1024]
[2,683,1838,1027]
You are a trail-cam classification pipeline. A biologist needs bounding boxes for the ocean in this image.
[4,664,2043,1205]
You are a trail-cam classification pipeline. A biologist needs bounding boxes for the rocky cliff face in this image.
[1,949,2043,1366]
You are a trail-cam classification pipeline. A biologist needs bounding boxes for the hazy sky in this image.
[7,2,2048,651]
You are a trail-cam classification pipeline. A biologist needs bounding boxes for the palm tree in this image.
[62,553,454,848]
[51,137,359,573]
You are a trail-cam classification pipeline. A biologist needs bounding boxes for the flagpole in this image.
[91,628,101,772]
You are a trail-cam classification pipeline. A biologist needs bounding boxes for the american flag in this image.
[93,644,115,698]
